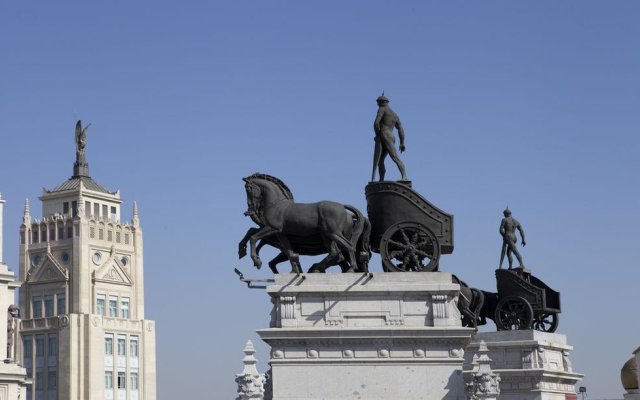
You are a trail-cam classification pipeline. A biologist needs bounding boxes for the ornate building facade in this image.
[18,122,156,400]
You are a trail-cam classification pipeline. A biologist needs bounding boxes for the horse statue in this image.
[452,275,485,329]
[238,173,370,273]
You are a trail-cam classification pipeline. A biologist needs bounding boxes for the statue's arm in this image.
[374,108,384,135]
[499,219,506,237]
[517,222,526,246]
[396,117,405,151]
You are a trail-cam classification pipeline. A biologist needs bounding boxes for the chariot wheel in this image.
[495,296,534,330]
[532,313,558,333]
[380,221,440,272]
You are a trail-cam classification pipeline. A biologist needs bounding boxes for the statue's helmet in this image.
[376,93,389,103]
[503,207,511,216]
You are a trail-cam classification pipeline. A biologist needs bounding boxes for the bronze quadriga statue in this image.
[238,173,370,274]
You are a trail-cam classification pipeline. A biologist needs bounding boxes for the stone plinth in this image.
[257,272,474,400]
[464,331,583,400]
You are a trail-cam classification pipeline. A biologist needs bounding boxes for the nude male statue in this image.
[499,208,526,269]
[371,94,408,182]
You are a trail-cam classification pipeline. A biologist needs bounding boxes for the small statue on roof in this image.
[75,120,90,163]
[371,92,408,182]
[499,207,526,269]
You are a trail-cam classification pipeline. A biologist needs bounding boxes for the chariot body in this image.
[492,268,561,333]
[365,181,454,272]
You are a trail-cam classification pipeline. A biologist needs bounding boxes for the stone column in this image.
[236,340,267,400]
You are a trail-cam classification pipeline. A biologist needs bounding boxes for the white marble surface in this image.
[258,272,474,400]
[464,331,583,400]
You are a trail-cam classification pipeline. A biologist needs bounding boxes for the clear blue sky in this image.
[2,2,639,399]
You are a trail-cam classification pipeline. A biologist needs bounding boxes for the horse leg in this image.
[326,232,357,273]
[249,227,278,269]
[239,227,259,259]
[276,234,302,274]
[309,238,343,273]
[268,252,289,274]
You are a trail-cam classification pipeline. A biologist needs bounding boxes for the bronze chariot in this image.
[365,181,454,272]
[492,268,561,333]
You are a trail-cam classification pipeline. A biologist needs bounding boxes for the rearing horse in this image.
[239,173,370,273]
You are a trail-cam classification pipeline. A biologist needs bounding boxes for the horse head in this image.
[242,173,294,225]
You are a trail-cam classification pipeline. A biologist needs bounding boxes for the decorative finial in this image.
[465,341,501,399]
[235,340,267,400]
[22,199,31,223]
[132,201,139,225]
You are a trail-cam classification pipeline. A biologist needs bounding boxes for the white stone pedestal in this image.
[258,272,474,400]
[463,331,583,400]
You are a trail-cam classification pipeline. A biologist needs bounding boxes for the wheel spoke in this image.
[388,239,408,249]
[414,249,432,258]
[400,229,411,244]
[411,254,423,270]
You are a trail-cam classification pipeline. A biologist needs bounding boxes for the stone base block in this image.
[258,273,474,400]
[464,330,583,400]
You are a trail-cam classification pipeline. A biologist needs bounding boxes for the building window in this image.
[109,296,117,317]
[35,335,45,357]
[116,231,121,243]
[102,205,108,219]
[57,294,65,315]
[118,336,126,356]
[72,201,78,217]
[32,297,42,318]
[105,371,113,389]
[48,335,57,357]
[58,227,64,240]
[41,228,47,242]
[23,336,33,358]
[130,338,139,358]
[32,230,39,243]
[48,371,57,389]
[85,201,92,217]
[97,295,105,316]
[105,335,114,355]
[108,231,113,241]
[44,295,54,317]
[125,233,130,245]
[130,372,139,390]
[63,202,69,215]
[36,370,44,390]
[67,226,73,238]
[90,226,95,238]
[121,298,130,319]
[117,371,126,389]
[99,228,104,240]
[50,228,55,241]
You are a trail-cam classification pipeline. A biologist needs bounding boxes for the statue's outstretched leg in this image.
[499,242,507,268]
[371,139,383,182]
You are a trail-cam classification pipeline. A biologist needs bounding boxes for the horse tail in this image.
[344,205,371,273]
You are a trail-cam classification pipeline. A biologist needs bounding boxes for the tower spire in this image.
[133,201,139,225]
[22,198,31,224]
[73,120,91,178]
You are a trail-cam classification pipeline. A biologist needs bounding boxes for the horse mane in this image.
[244,173,294,200]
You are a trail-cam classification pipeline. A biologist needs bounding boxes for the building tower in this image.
[18,121,157,400]
[0,193,30,398]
